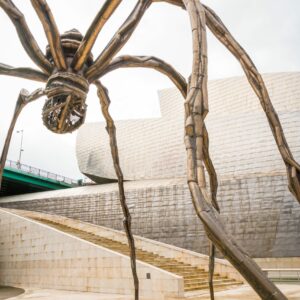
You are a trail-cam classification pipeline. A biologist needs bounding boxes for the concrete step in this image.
[184,274,220,279]
[184,278,236,285]
[29,216,242,293]
[184,281,241,292]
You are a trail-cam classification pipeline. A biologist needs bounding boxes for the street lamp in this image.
[16,129,24,169]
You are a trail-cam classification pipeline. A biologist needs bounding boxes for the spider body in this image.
[43,29,91,134]
[43,71,89,133]
[0,1,298,300]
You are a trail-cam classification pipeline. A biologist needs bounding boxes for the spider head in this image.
[43,73,89,134]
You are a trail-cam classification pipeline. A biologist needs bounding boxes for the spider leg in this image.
[0,63,48,82]
[86,0,152,83]
[30,0,67,71]
[152,0,184,8]
[203,125,219,212]
[101,54,220,298]
[143,1,288,299]
[203,5,300,205]
[100,56,219,200]
[101,55,219,203]
[71,0,122,72]
[0,0,52,74]
[101,55,219,206]
[100,55,187,98]
[203,121,218,300]
[186,61,218,300]
[0,88,45,190]
[94,80,139,300]
[203,123,219,300]
[184,5,217,298]
[182,1,286,299]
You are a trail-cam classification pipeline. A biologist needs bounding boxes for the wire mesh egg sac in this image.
[42,71,89,134]
[42,93,87,134]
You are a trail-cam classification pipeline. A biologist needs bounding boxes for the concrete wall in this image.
[255,257,300,269]
[10,208,244,283]
[0,209,183,299]
[1,173,299,258]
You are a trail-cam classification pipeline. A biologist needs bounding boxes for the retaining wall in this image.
[1,173,299,258]
[0,209,183,300]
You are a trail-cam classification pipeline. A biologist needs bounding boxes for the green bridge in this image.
[1,160,79,197]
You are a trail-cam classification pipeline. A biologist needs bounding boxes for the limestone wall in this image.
[0,209,183,299]
[9,208,244,283]
[255,257,300,269]
[1,173,299,258]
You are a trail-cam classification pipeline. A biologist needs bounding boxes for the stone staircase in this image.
[28,216,242,293]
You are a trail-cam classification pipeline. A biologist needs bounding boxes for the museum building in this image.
[1,73,299,259]
[75,72,300,258]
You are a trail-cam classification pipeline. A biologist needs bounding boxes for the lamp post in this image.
[16,129,24,169]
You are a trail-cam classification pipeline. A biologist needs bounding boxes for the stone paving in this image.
[4,284,300,299]
[8,289,131,300]
[185,284,300,300]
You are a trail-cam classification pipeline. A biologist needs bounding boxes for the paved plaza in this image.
[1,284,299,300]
[186,284,300,300]
[2,288,130,300]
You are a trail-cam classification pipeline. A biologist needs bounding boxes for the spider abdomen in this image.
[43,72,89,134]
[43,29,92,134]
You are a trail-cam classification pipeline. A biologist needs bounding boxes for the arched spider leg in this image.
[0,88,46,190]
[30,0,66,71]
[152,0,184,8]
[0,0,52,74]
[203,5,300,205]
[100,56,219,208]
[182,1,286,299]
[101,55,219,206]
[86,0,152,82]
[0,63,48,82]
[100,55,187,97]
[71,0,122,72]
[100,54,220,299]
[94,80,139,300]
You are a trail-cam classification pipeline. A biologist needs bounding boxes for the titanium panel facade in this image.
[76,73,300,181]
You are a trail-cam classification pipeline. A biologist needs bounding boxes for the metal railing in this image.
[263,269,300,282]
[5,159,79,186]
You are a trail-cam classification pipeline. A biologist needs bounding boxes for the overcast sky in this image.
[0,0,299,180]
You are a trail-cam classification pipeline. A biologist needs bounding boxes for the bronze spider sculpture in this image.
[0,0,299,299]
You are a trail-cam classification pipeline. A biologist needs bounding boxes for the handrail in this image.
[4,159,79,186]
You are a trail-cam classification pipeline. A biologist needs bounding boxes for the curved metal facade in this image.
[76,72,300,181]
[73,73,300,257]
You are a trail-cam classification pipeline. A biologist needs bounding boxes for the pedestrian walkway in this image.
[4,288,131,300]
[4,284,300,299]
[184,284,300,300]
